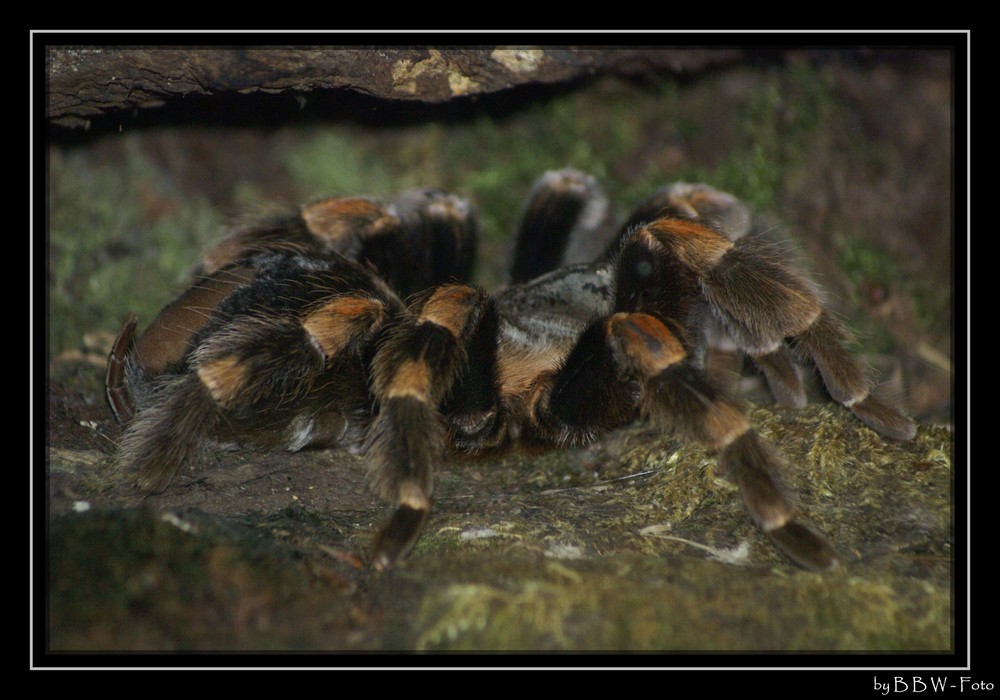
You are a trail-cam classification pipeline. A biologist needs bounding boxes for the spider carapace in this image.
[106,169,916,572]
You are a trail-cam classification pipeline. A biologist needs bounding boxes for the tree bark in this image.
[47,47,745,127]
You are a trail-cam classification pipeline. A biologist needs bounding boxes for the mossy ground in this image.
[43,53,956,656]
[46,405,952,653]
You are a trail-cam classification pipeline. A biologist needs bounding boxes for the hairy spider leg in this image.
[527,310,838,570]
[509,168,612,284]
[116,254,395,495]
[200,196,401,277]
[366,284,497,570]
[658,220,919,442]
[107,182,481,532]
[612,182,753,247]
[198,191,479,300]
[109,187,479,427]
[106,264,258,424]
[393,187,479,292]
[524,225,840,569]
[638,352,839,571]
[789,311,916,441]
[609,184,840,414]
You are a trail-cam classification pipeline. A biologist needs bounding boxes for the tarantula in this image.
[105,169,916,572]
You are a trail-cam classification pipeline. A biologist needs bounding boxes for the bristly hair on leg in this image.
[718,429,838,571]
[791,310,916,441]
[117,372,221,495]
[510,168,612,284]
[365,284,492,569]
[750,345,808,409]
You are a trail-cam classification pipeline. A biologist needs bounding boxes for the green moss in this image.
[284,130,399,199]
[675,64,837,213]
[834,232,950,346]
[838,235,903,289]
[408,551,949,651]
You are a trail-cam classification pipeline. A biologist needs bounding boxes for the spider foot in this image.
[767,520,840,571]
[792,310,916,441]
[849,391,918,442]
[366,385,442,571]
[718,430,839,571]
[372,505,429,571]
[122,373,219,495]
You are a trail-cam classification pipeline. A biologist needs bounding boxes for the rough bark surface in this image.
[47,47,744,126]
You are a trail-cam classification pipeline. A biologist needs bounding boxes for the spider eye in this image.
[635,260,654,278]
